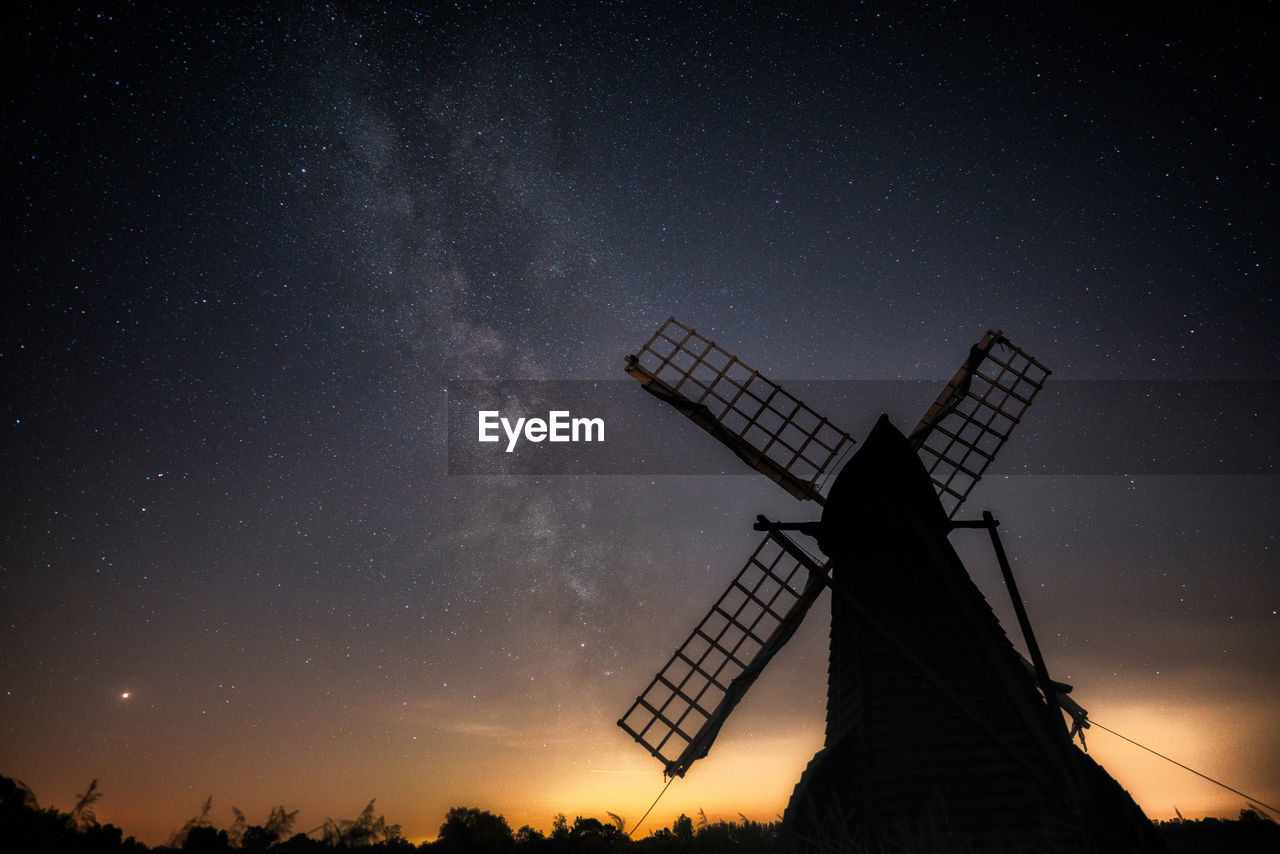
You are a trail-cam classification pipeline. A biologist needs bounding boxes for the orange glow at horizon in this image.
[1072,695,1280,822]
[528,727,826,837]
[12,687,1278,848]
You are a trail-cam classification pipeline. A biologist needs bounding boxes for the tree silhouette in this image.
[322,798,387,847]
[567,815,623,853]
[182,824,230,852]
[0,779,1271,854]
[11,779,39,811]
[236,805,298,852]
[436,805,514,853]
[168,795,214,848]
[265,805,300,842]
[671,814,693,844]
[0,775,146,853]
[514,824,545,847]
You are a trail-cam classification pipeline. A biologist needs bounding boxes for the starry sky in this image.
[2,1,1277,845]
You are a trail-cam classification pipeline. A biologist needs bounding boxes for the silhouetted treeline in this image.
[0,775,147,853]
[1157,808,1280,854]
[4,775,1277,853]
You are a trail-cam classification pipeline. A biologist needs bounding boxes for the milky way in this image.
[3,3,1276,843]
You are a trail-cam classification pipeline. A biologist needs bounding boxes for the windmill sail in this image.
[908,330,1050,518]
[617,529,827,777]
[625,317,854,503]
[619,323,1053,780]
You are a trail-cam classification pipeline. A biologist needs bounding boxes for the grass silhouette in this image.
[2,774,1277,852]
[71,778,104,830]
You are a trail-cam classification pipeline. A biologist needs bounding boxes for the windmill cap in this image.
[818,414,951,554]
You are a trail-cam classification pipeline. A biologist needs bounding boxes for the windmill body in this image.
[792,416,1158,850]
[617,318,1163,851]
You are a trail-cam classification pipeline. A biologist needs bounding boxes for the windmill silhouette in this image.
[617,318,1163,852]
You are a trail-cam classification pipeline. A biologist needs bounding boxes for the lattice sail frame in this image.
[618,321,1052,778]
[625,317,854,503]
[617,529,827,778]
[908,329,1051,518]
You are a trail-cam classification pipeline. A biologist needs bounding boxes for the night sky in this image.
[3,1,1277,845]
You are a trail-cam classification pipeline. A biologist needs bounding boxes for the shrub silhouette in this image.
[322,798,388,847]
[3,775,1274,852]
[514,824,545,848]
[232,805,298,852]
[436,805,515,853]
[181,824,230,852]
[0,775,145,852]
[168,795,214,848]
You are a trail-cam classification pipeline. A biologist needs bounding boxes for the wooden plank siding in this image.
[784,417,1163,852]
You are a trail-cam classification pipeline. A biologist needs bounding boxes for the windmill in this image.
[617,317,1163,852]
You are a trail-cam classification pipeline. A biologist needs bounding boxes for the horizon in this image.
[7,731,1275,848]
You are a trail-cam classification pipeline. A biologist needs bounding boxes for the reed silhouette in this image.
[2,775,1275,852]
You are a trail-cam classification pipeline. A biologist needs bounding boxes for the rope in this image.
[825,572,1067,800]
[1090,718,1279,814]
[627,774,676,838]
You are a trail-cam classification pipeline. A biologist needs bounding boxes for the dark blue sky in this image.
[2,1,1276,843]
